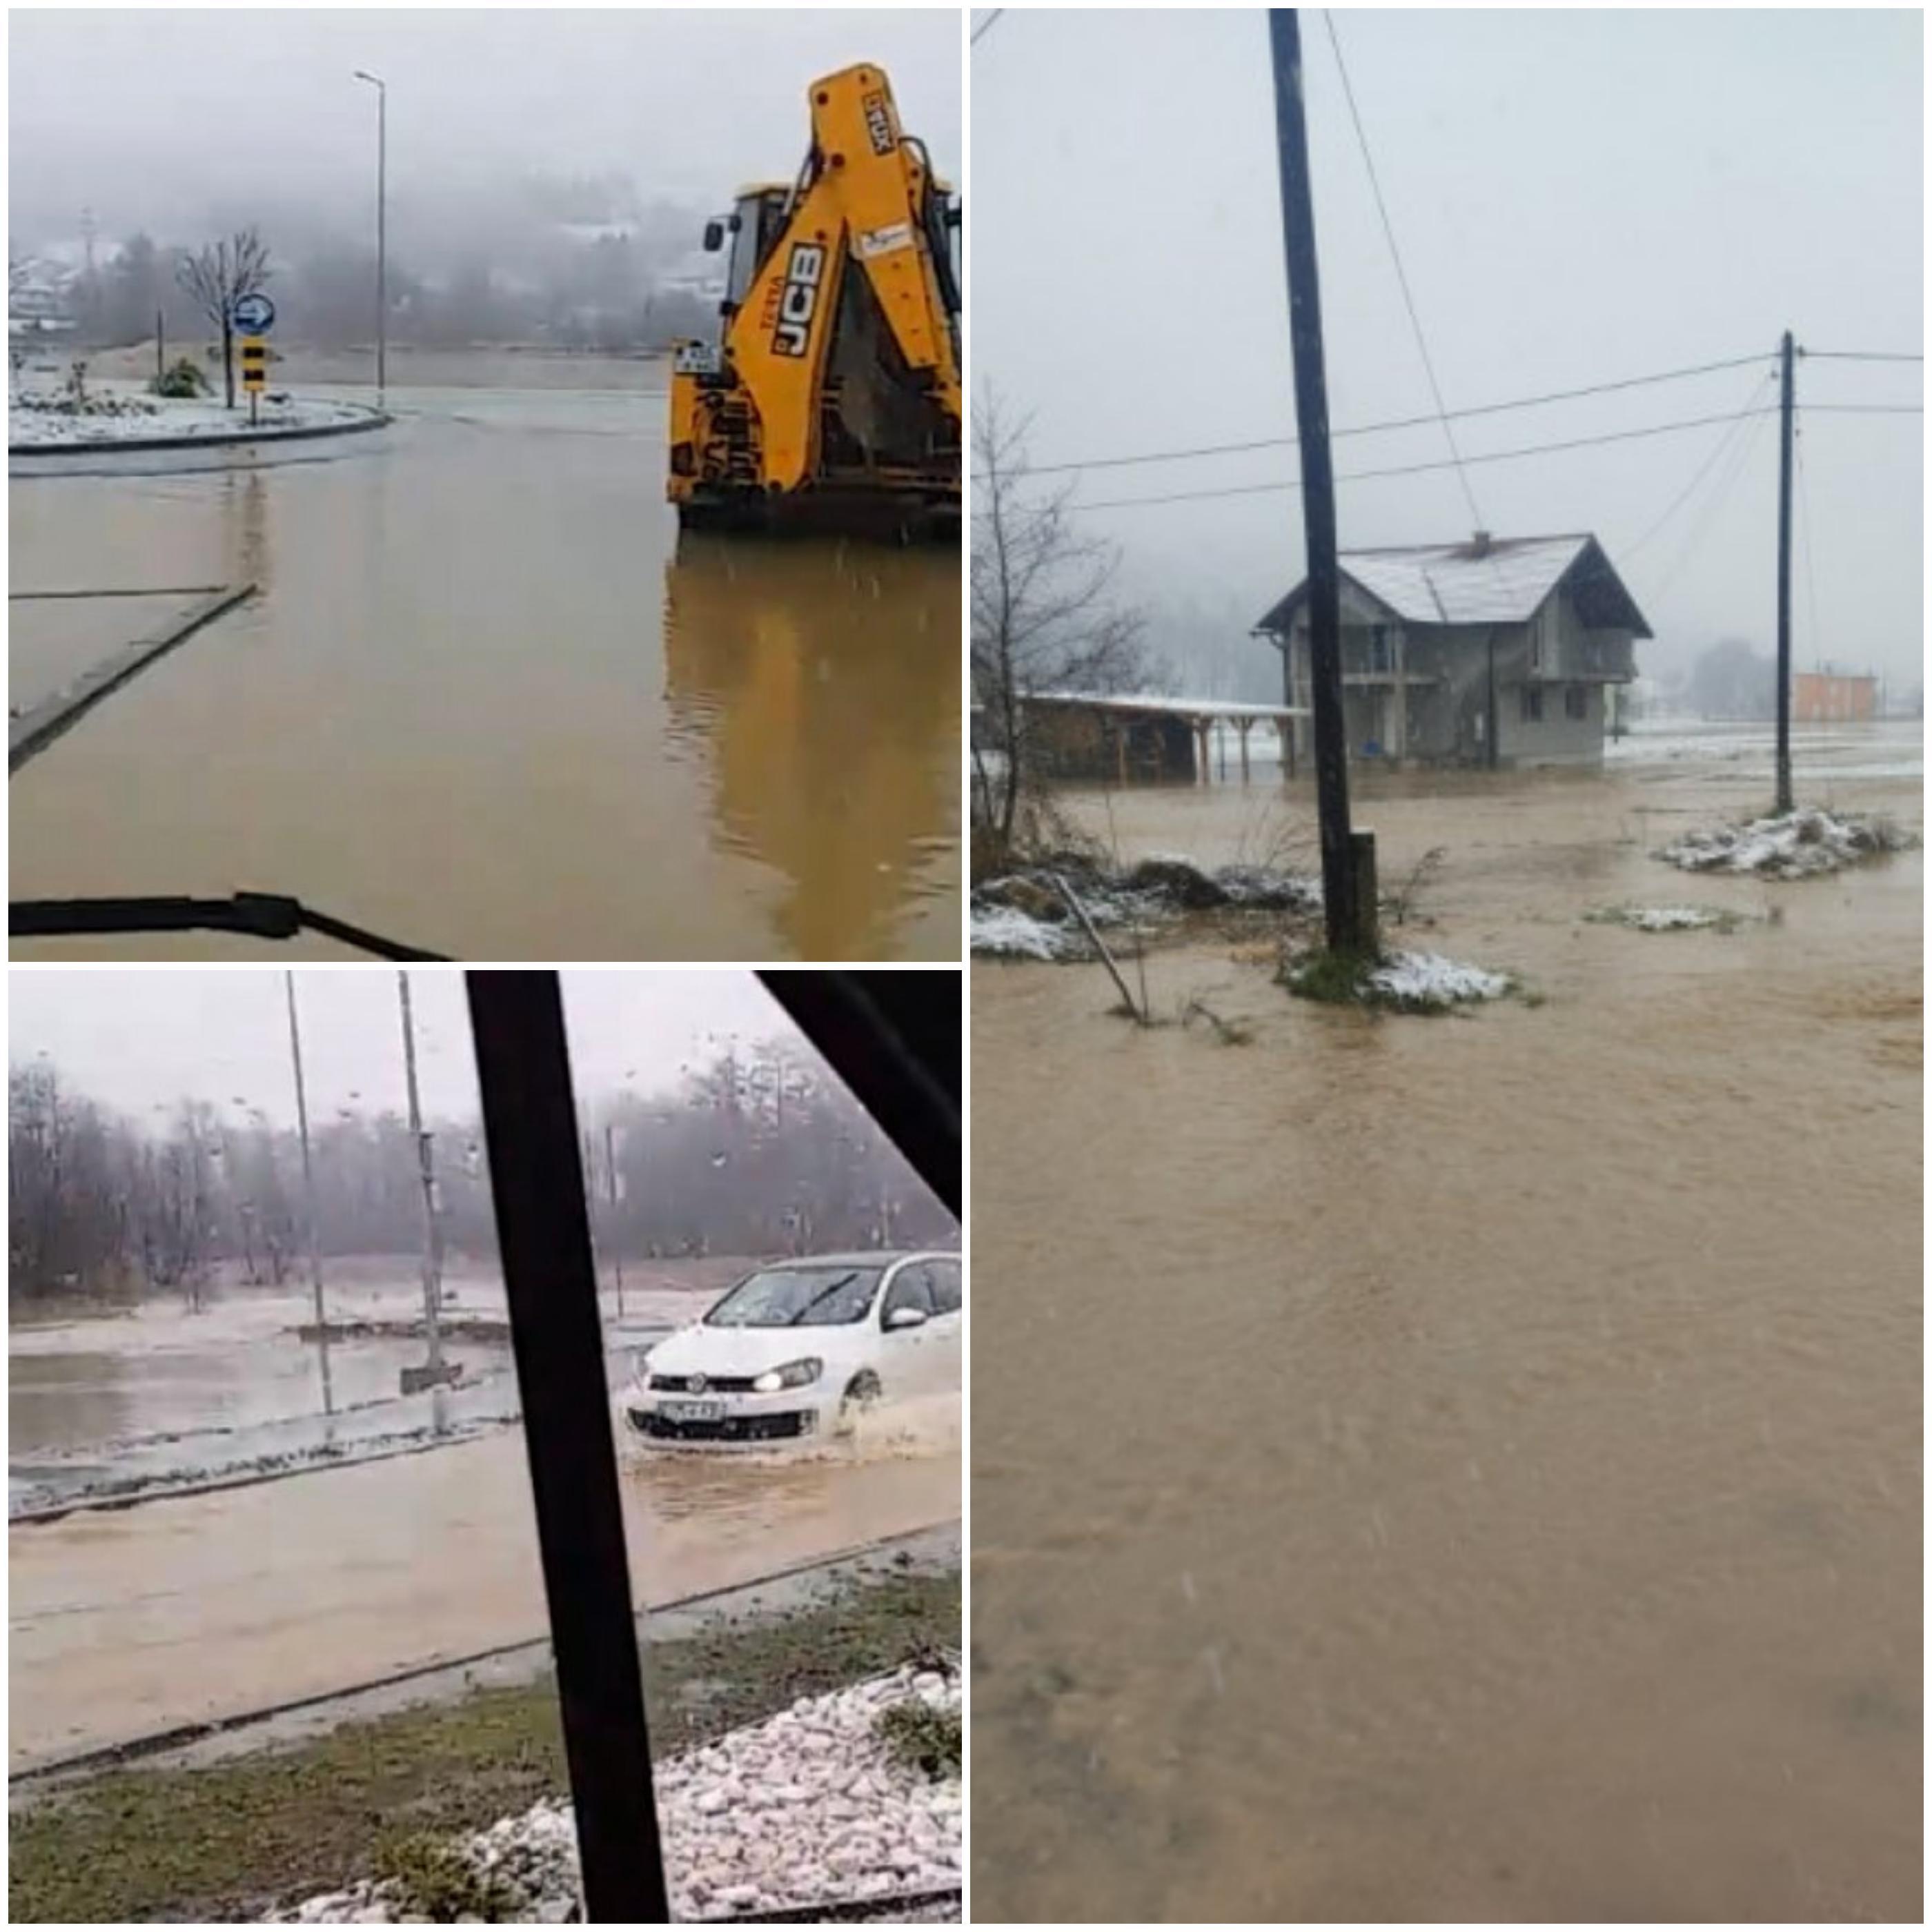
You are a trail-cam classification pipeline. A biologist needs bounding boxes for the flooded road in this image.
[6,1265,705,1516]
[10,371,958,960]
[10,1390,960,1768]
[972,729,1920,1922]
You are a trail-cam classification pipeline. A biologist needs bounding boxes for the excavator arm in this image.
[668,62,960,534]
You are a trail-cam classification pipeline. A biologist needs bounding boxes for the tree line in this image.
[8,1038,953,1305]
[17,210,716,364]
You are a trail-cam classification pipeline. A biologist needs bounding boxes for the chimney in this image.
[1468,530,1493,558]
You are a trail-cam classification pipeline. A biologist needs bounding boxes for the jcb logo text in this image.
[772,243,827,357]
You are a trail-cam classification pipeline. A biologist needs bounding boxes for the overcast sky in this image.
[10,9,960,242]
[9,969,801,1128]
[972,8,1923,687]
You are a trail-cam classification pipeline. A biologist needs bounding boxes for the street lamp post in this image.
[353,69,386,406]
[285,972,335,1418]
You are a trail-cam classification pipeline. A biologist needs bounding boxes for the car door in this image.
[877,1260,937,1394]
[923,1255,963,1393]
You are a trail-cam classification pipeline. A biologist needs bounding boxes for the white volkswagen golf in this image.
[621,1250,963,1448]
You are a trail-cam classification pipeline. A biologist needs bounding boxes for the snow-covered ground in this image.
[970,856,1319,961]
[1608,716,1923,782]
[969,904,1081,960]
[10,378,379,447]
[275,1662,961,1923]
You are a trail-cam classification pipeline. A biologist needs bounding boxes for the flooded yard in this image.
[971,724,1920,1921]
[9,362,959,961]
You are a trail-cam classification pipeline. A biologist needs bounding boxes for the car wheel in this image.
[838,1370,883,1430]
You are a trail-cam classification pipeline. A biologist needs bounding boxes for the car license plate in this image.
[662,1400,723,1423]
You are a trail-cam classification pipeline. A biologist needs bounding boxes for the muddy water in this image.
[10,1394,960,1768]
[972,737,1920,1922]
[7,1269,744,1514]
[10,377,958,960]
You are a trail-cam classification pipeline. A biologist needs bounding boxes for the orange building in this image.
[1793,671,1877,723]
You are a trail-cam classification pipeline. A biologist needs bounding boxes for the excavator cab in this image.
[698,188,794,327]
[667,63,961,539]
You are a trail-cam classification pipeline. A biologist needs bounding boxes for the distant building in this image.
[8,255,78,339]
[1253,532,1650,768]
[1793,670,1877,723]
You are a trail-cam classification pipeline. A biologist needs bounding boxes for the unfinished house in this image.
[1253,533,1650,768]
[1793,670,1878,723]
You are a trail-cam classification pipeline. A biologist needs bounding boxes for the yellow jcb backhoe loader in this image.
[666,62,961,538]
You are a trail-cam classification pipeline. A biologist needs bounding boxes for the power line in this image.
[1070,404,1780,513]
[1027,351,1773,477]
[1321,10,1481,527]
[1795,424,1824,670]
[970,8,1004,48]
[1621,371,1775,560]
[1801,350,1923,363]
[1801,402,1923,414]
[1642,392,1775,602]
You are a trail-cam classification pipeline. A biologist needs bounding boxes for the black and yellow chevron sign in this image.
[240,337,268,392]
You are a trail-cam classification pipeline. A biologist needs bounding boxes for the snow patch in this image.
[11,379,378,448]
[969,905,1079,961]
[1586,903,1742,933]
[1657,808,1914,880]
[273,1661,960,1923]
[1365,951,1512,1006]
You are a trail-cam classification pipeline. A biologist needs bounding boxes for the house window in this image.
[1519,685,1544,724]
[1565,684,1588,720]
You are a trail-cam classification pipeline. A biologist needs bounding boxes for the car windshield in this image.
[703,1265,883,1328]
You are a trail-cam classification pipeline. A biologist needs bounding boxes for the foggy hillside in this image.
[11,9,960,355]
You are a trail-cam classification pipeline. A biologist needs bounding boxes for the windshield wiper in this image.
[787,1272,861,1326]
[10,892,446,961]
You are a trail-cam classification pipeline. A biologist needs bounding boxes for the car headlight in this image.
[753,1358,822,1394]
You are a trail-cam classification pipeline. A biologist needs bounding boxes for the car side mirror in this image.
[945,204,962,231]
[885,1305,929,1331]
[702,219,725,253]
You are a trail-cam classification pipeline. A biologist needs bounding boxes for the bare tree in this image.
[10,1033,954,1309]
[971,388,1150,855]
[175,228,271,408]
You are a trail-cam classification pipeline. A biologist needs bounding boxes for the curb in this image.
[8,583,257,774]
[8,1520,963,1785]
[9,406,392,458]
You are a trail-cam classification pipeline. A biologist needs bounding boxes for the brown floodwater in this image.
[972,733,1920,1922]
[10,371,958,960]
[10,1398,960,1768]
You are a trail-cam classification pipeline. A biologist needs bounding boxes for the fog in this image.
[10,9,960,348]
[12,8,959,230]
[972,9,1922,701]
[7,969,797,1129]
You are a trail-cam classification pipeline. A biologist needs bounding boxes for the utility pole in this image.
[397,970,446,1383]
[604,1121,624,1321]
[1268,8,1370,956]
[1774,329,1795,816]
[285,972,335,1418]
[353,70,387,407]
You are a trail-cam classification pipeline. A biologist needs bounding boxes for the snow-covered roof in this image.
[1256,533,1652,639]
